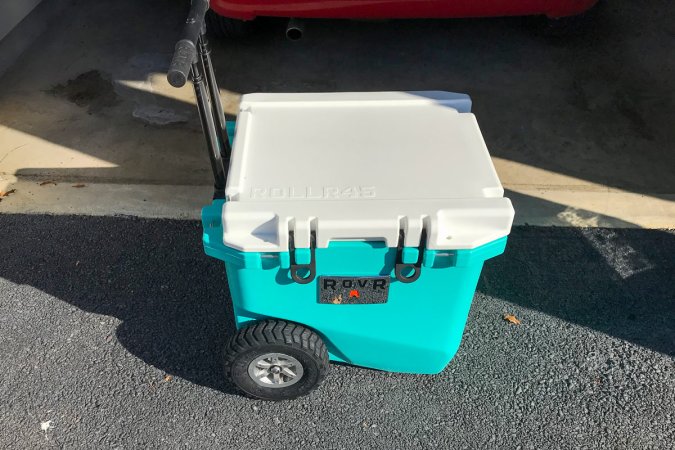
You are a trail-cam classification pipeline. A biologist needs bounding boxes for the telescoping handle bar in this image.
[167,0,209,88]
[167,0,231,198]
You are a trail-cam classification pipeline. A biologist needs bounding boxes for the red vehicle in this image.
[207,0,599,38]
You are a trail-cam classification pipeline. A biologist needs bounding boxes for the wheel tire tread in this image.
[223,319,329,400]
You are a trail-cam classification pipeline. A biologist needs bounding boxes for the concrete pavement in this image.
[0,0,674,227]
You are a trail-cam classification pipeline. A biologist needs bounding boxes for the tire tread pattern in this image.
[223,320,329,399]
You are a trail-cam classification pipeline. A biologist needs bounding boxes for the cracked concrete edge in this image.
[1,176,674,228]
[0,177,211,220]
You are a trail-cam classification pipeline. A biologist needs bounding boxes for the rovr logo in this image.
[323,278,388,291]
[318,276,390,305]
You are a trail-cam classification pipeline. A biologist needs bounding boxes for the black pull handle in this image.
[395,229,426,283]
[167,0,210,87]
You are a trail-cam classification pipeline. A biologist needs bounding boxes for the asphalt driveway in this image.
[1,215,673,448]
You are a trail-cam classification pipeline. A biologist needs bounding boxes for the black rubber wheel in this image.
[224,320,329,400]
[205,10,254,39]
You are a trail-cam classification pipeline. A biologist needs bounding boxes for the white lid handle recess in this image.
[221,198,514,252]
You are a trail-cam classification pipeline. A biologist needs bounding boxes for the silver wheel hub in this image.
[248,353,304,388]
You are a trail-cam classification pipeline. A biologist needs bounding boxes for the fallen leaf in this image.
[39,180,57,186]
[163,375,173,382]
[0,189,16,197]
[72,183,87,188]
[503,314,521,325]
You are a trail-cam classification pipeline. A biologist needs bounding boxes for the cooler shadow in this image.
[0,214,239,394]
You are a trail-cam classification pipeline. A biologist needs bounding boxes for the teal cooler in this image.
[204,92,514,396]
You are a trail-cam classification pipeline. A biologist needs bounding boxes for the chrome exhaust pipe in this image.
[286,18,304,41]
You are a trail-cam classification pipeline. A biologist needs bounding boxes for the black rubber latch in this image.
[395,229,426,283]
[289,230,316,284]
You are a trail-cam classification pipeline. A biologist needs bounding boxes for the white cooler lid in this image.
[222,91,514,251]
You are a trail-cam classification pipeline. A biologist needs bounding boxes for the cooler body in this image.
[204,201,506,374]
[204,91,514,375]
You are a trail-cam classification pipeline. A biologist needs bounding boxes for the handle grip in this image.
[168,40,196,87]
[167,0,210,87]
